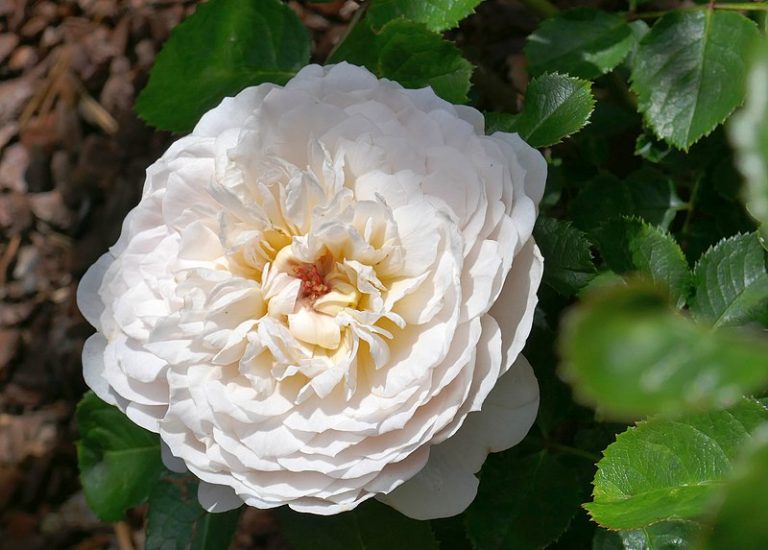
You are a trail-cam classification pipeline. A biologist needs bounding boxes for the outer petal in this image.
[378,355,538,519]
[198,480,245,513]
[82,333,117,406]
[489,239,543,374]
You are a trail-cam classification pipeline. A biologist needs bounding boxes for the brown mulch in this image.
[0,1,360,548]
[0,0,540,548]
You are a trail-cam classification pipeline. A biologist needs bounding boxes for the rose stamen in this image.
[295,264,330,301]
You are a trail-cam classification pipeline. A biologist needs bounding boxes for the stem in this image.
[630,2,768,19]
[681,175,703,238]
[518,0,559,19]
[548,442,601,463]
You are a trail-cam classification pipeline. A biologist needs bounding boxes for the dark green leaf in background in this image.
[701,427,768,549]
[76,392,163,521]
[595,217,691,306]
[534,217,596,296]
[526,9,634,80]
[145,472,241,550]
[136,0,310,132]
[560,284,768,418]
[278,499,438,550]
[571,171,684,234]
[631,10,759,149]
[689,233,768,328]
[729,40,768,239]
[585,398,768,529]
[512,73,595,147]
[329,19,473,104]
[465,451,584,549]
[367,0,483,32]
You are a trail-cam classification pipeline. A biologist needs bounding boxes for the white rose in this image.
[77,63,545,519]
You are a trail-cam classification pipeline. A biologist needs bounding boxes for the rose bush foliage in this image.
[77,63,545,519]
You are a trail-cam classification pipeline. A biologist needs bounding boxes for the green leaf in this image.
[730,40,768,239]
[560,284,768,419]
[585,398,768,529]
[145,471,241,550]
[690,233,768,328]
[367,0,483,32]
[624,169,685,230]
[701,426,768,549]
[630,10,759,149]
[135,0,310,132]
[278,499,438,550]
[466,451,584,550]
[525,9,634,80]
[330,19,473,104]
[595,217,691,306]
[593,521,703,549]
[534,217,596,296]
[76,391,163,521]
[571,171,684,233]
[513,73,595,148]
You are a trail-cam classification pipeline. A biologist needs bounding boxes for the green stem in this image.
[631,2,768,19]
[548,442,601,463]
[518,0,559,19]
[681,175,703,238]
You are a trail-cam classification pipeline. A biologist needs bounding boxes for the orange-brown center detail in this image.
[295,264,330,301]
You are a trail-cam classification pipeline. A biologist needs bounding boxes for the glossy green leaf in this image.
[595,217,691,306]
[278,499,438,550]
[560,284,768,419]
[514,73,595,147]
[690,233,768,327]
[730,40,768,239]
[534,217,596,296]
[136,0,310,132]
[367,0,483,31]
[630,10,759,149]
[329,19,473,104]
[526,9,634,80]
[466,451,584,549]
[701,427,768,549]
[76,391,163,521]
[585,398,768,529]
[145,471,241,550]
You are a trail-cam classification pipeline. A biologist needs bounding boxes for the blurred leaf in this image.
[466,451,584,549]
[701,426,768,549]
[330,19,473,103]
[145,471,241,550]
[560,284,768,418]
[534,217,596,296]
[278,499,438,550]
[526,9,634,80]
[135,0,310,132]
[595,217,691,306]
[585,398,768,529]
[730,40,768,239]
[630,10,759,149]
[593,521,702,549]
[690,233,768,328]
[76,392,163,521]
[367,0,482,31]
[513,73,595,147]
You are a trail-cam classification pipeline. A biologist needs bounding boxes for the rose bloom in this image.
[77,63,545,519]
